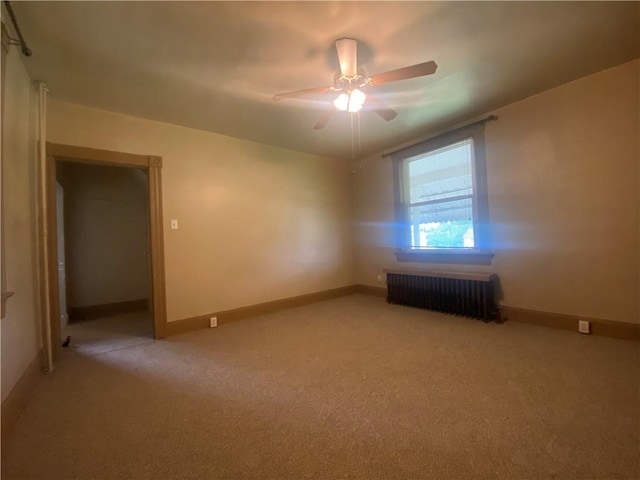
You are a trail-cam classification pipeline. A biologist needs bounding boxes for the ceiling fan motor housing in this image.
[333,71,369,94]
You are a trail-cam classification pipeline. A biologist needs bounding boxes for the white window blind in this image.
[405,138,475,248]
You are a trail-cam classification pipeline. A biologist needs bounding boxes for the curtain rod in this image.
[382,114,497,158]
[2,0,32,56]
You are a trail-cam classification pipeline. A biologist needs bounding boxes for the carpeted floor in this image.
[62,311,154,356]
[2,294,639,479]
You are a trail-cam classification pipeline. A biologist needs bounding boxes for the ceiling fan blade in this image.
[365,96,398,122]
[273,85,332,102]
[313,110,334,130]
[336,37,357,77]
[369,61,438,86]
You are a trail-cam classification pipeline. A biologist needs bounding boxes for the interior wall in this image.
[354,59,639,325]
[47,101,354,322]
[1,38,41,401]
[56,162,150,309]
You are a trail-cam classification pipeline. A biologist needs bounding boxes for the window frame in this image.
[391,123,493,265]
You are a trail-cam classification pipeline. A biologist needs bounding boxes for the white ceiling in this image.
[8,1,640,160]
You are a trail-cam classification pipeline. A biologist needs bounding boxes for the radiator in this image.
[384,269,499,322]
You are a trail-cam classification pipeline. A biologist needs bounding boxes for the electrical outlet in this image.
[210,317,217,328]
[376,274,383,283]
[170,219,179,230]
[578,320,590,334]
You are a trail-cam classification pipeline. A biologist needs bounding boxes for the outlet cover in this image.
[578,320,590,334]
[210,317,217,328]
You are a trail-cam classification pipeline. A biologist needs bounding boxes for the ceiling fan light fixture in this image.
[334,89,366,113]
[349,88,366,112]
[333,93,350,112]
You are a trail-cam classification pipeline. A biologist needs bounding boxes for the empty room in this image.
[1,2,638,479]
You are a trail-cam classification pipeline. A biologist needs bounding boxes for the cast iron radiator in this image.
[384,269,499,322]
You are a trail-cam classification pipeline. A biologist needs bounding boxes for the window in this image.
[391,123,493,265]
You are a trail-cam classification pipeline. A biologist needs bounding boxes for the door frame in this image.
[55,181,69,329]
[45,142,167,357]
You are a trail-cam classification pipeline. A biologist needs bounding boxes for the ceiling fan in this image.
[272,38,438,130]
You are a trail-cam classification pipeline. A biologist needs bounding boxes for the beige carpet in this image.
[62,311,154,356]
[2,294,638,479]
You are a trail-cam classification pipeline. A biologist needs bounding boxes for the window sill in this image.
[394,249,494,265]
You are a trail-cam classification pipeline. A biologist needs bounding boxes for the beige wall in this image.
[354,59,639,325]
[57,163,150,308]
[47,101,354,322]
[1,40,41,401]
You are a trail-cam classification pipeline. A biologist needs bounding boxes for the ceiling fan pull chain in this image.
[357,111,362,162]
[350,112,355,161]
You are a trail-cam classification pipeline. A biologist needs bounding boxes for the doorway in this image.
[56,162,154,354]
[45,143,167,360]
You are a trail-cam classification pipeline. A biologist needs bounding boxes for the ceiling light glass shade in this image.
[333,89,367,113]
[333,93,349,111]
[349,89,366,112]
